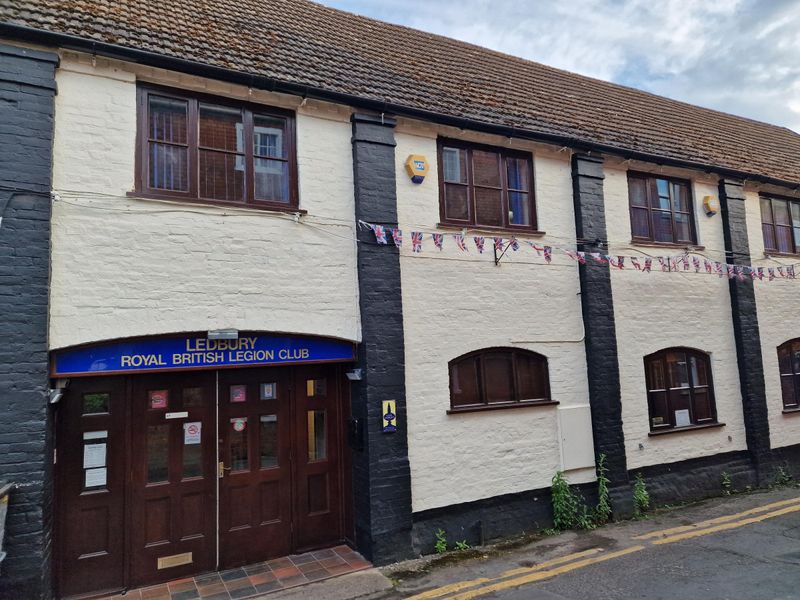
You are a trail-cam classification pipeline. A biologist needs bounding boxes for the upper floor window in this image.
[760,196,800,255]
[778,339,800,410]
[137,86,297,208]
[438,139,536,231]
[449,348,551,412]
[644,348,717,432]
[628,173,696,245]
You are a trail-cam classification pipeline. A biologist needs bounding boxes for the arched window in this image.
[778,340,800,410]
[449,348,551,412]
[644,348,717,432]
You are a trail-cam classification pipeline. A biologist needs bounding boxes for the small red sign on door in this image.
[149,390,168,409]
[230,385,246,403]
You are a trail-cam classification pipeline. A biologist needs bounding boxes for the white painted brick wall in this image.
[604,165,748,470]
[50,55,360,349]
[745,189,800,450]
[395,125,595,512]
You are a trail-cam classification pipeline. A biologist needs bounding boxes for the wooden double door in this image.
[56,366,346,598]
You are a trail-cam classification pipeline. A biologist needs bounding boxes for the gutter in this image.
[2,22,799,191]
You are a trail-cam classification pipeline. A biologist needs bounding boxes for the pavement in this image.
[261,485,800,600]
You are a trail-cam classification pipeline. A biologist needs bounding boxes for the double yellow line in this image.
[405,495,800,599]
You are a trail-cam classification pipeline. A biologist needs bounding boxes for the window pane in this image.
[778,346,792,375]
[631,207,650,238]
[199,103,243,152]
[444,184,469,221]
[515,353,547,400]
[483,353,514,403]
[199,150,244,201]
[763,223,777,250]
[147,424,170,483]
[674,213,692,242]
[254,158,289,203]
[508,191,531,226]
[760,198,774,223]
[253,115,287,158]
[472,150,501,187]
[692,390,713,422]
[307,410,327,461]
[182,443,202,479]
[149,96,188,144]
[83,393,110,414]
[781,375,797,408]
[793,345,800,374]
[652,211,674,242]
[474,188,503,227]
[629,177,648,207]
[649,390,670,428]
[774,200,791,225]
[689,354,709,386]
[442,147,467,184]
[259,415,278,468]
[451,357,481,407]
[306,379,327,397]
[667,352,690,388]
[647,359,666,391]
[506,157,530,191]
[229,418,249,471]
[149,143,188,191]
[653,179,670,210]
[671,182,689,212]
[776,226,794,253]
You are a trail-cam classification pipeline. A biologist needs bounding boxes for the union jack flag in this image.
[631,257,642,270]
[474,236,485,253]
[788,265,796,279]
[758,267,765,280]
[544,246,552,264]
[453,234,468,252]
[432,233,444,250]
[736,266,745,281]
[371,224,387,244]
[704,259,713,274]
[509,237,519,251]
[391,228,402,248]
[715,262,724,277]
[617,256,625,269]
[590,252,606,263]
[768,267,776,281]
[576,251,587,264]
[493,237,504,252]
[644,258,652,272]
[726,264,735,279]
[411,231,423,253]
[749,266,757,280]
[683,253,690,270]
[692,256,701,272]
[658,257,668,272]
[527,242,543,256]
[777,266,786,278]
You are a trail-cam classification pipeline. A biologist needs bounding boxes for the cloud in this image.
[319,0,800,132]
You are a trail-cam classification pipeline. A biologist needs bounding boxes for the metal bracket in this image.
[494,241,511,266]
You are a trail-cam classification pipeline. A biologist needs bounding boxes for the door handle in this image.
[218,462,230,478]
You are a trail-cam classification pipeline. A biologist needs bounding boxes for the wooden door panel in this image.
[57,377,127,598]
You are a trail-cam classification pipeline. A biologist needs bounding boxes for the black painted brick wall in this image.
[718,179,771,478]
[571,153,632,515]
[349,113,414,565]
[0,43,58,599]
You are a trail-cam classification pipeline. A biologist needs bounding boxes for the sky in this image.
[317,0,800,132]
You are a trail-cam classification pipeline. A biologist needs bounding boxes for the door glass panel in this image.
[183,443,203,478]
[306,379,327,397]
[259,415,278,469]
[183,387,204,407]
[229,418,249,471]
[83,393,110,414]
[147,424,170,483]
[307,410,327,461]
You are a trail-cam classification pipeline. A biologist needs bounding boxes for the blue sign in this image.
[52,334,356,376]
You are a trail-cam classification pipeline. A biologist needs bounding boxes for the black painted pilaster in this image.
[571,153,633,516]
[718,179,771,481]
[349,113,413,564]
[0,43,58,599]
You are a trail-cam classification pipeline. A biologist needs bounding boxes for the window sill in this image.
[436,223,546,237]
[764,251,799,259]
[648,421,725,437]
[782,407,800,415]
[447,399,559,415]
[629,239,705,251]
[127,191,307,215]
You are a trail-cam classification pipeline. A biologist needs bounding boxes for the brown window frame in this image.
[135,84,299,210]
[778,339,800,410]
[760,194,800,256]
[644,348,718,433]
[447,347,553,413]
[627,172,697,245]
[437,138,538,232]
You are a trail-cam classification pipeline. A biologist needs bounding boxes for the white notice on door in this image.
[85,467,107,488]
[83,443,106,469]
[183,421,202,445]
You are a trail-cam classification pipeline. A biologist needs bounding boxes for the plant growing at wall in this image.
[434,528,448,554]
[551,471,595,530]
[594,453,612,525]
[773,466,793,487]
[454,540,471,551]
[633,473,650,516]
[721,472,733,495]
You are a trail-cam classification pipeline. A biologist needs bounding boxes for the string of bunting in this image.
[358,220,799,283]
